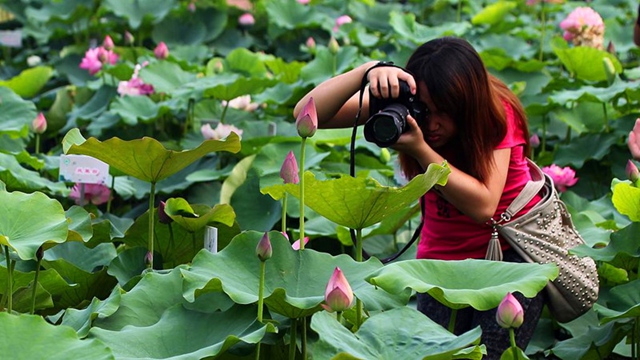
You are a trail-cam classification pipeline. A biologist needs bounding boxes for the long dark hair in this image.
[399,37,530,182]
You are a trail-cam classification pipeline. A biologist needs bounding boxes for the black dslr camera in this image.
[364,80,427,148]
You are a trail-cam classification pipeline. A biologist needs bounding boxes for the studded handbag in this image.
[485,159,599,323]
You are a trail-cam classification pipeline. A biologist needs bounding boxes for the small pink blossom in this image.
[154,42,169,59]
[321,267,354,312]
[296,0,310,4]
[626,160,640,186]
[296,97,317,138]
[32,112,47,134]
[103,35,114,50]
[333,15,352,32]
[496,293,524,329]
[117,63,154,96]
[201,123,243,140]
[542,164,578,192]
[256,232,272,261]
[188,0,196,12]
[222,95,259,112]
[559,7,604,49]
[124,31,135,45]
[305,37,316,51]
[529,133,540,148]
[69,183,111,206]
[291,237,309,250]
[280,151,299,184]
[238,13,255,27]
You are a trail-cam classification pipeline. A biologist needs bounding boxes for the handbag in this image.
[485,159,599,323]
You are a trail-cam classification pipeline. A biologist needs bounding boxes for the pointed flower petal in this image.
[496,292,524,329]
[280,151,300,184]
[296,97,317,138]
[323,267,354,312]
[256,232,272,262]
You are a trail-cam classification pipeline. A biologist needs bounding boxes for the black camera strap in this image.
[350,61,424,264]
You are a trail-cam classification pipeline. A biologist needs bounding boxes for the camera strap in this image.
[349,61,424,264]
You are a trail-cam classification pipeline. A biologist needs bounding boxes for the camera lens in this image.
[364,103,409,147]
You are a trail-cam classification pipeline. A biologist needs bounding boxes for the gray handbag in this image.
[486,159,599,323]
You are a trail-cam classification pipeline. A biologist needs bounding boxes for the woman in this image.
[294,37,544,358]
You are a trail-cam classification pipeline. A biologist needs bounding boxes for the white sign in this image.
[59,155,110,184]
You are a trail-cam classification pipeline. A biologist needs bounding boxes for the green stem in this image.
[602,103,609,132]
[35,134,40,155]
[282,194,288,236]
[4,246,12,313]
[258,261,266,322]
[289,318,297,360]
[255,343,261,360]
[540,115,547,155]
[633,317,638,360]
[30,257,42,314]
[336,311,342,324]
[355,228,363,329]
[106,175,115,214]
[221,102,230,124]
[147,182,156,270]
[509,328,519,359]
[299,137,307,250]
[302,316,307,360]
[538,2,546,61]
[448,309,457,333]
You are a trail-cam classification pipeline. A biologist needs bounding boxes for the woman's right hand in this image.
[367,65,417,100]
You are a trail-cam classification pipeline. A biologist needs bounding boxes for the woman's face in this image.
[417,82,458,149]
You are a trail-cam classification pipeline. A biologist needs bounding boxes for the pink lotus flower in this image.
[201,123,243,140]
[542,164,578,192]
[103,35,114,50]
[333,15,352,32]
[124,31,135,45]
[305,37,316,51]
[118,63,155,96]
[322,267,354,312]
[32,112,47,134]
[238,13,255,27]
[222,95,259,112]
[559,7,604,49]
[291,237,309,250]
[296,97,317,138]
[280,151,299,184]
[626,160,640,186]
[529,133,540,148]
[256,232,272,261]
[79,47,118,75]
[69,183,111,206]
[188,0,196,12]
[297,0,310,4]
[496,293,524,329]
[154,42,169,59]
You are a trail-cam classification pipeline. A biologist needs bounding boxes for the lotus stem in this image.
[448,309,457,333]
[302,316,308,359]
[30,256,42,314]
[282,194,288,236]
[147,181,156,270]
[602,103,609,132]
[538,2,546,61]
[289,317,297,360]
[35,134,41,155]
[106,175,115,214]
[257,261,266,322]
[355,228,363,329]
[299,137,307,250]
[4,246,12,313]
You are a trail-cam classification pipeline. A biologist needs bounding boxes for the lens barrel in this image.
[364,103,409,147]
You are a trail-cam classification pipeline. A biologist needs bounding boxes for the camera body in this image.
[364,80,426,148]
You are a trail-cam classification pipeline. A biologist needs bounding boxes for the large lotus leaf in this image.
[471,1,517,26]
[593,279,640,324]
[0,152,68,194]
[89,303,274,360]
[102,0,176,28]
[65,205,94,243]
[0,267,71,313]
[552,37,622,82]
[549,321,623,360]
[261,163,449,230]
[41,258,118,312]
[61,286,122,337]
[108,95,162,126]
[44,242,117,273]
[311,309,484,360]
[0,86,35,138]
[0,191,68,260]
[366,259,558,310]
[571,222,640,263]
[139,61,197,94]
[0,66,53,98]
[164,198,236,232]
[65,132,241,183]
[182,231,410,319]
[0,313,114,360]
[611,182,640,222]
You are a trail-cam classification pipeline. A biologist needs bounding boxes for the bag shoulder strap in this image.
[500,158,546,221]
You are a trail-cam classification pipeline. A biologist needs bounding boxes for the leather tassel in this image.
[485,228,503,261]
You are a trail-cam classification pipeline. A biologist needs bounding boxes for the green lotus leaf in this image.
[60,286,122,337]
[64,132,241,183]
[89,303,274,360]
[471,1,517,26]
[109,95,162,125]
[552,37,622,82]
[64,205,94,243]
[182,231,409,319]
[261,163,449,230]
[0,313,114,359]
[366,259,558,310]
[0,152,69,194]
[0,267,71,313]
[0,191,68,260]
[0,86,36,138]
[0,66,53,98]
[311,309,484,360]
[102,0,177,29]
[611,182,640,222]
[594,279,640,324]
[164,198,236,232]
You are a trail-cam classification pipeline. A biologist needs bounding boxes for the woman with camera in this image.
[293,36,544,358]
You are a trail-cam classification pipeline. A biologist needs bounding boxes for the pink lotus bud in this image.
[291,237,309,250]
[328,37,339,54]
[296,97,318,138]
[145,251,153,266]
[238,13,255,28]
[541,164,578,192]
[256,232,272,261]
[158,201,173,224]
[103,35,114,50]
[297,0,310,4]
[321,267,354,312]
[124,31,135,45]
[154,42,169,59]
[280,151,299,184]
[529,133,540,148]
[32,112,47,134]
[333,15,352,32]
[626,160,640,186]
[305,37,316,51]
[496,293,524,329]
[188,0,196,12]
